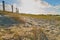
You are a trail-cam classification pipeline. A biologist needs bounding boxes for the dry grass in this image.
[0,26,47,40]
[0,11,60,40]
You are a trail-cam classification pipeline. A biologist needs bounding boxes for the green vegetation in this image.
[0,10,60,21]
[20,13,60,21]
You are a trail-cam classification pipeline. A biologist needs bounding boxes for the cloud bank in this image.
[0,0,60,15]
[19,0,51,14]
[18,0,60,14]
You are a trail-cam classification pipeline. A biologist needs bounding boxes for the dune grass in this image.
[0,11,60,40]
[0,10,60,20]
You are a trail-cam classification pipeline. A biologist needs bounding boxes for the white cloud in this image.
[44,5,60,15]
[5,4,12,11]
[17,0,52,14]
[0,0,60,15]
[17,0,60,15]
[53,5,60,9]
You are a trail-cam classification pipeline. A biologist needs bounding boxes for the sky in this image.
[0,0,60,15]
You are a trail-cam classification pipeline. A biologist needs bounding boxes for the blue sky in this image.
[43,0,60,6]
[0,0,60,14]
[0,0,60,6]
[0,0,19,5]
